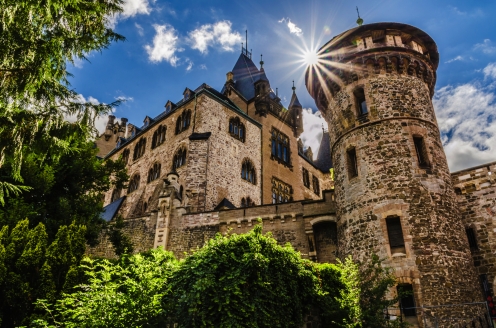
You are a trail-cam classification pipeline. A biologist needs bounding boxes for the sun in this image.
[303,49,319,66]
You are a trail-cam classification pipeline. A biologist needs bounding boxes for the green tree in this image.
[0,0,125,204]
[0,219,87,327]
[33,248,178,328]
[163,225,347,328]
[0,126,128,244]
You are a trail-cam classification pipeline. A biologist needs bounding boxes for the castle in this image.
[92,21,496,327]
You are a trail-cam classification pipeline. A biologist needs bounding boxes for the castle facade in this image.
[92,22,496,327]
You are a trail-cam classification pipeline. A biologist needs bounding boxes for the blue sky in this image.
[71,0,496,172]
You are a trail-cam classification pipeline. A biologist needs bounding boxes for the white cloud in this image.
[433,70,496,171]
[188,20,242,54]
[278,18,303,36]
[115,95,134,102]
[199,64,207,70]
[483,62,496,79]
[106,0,152,28]
[121,0,151,18]
[145,24,181,65]
[135,23,144,36]
[300,108,328,160]
[445,55,463,64]
[474,39,496,54]
[185,58,193,71]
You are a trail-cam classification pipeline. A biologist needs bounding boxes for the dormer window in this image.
[354,87,368,116]
[165,100,176,114]
[143,116,152,128]
[183,88,194,101]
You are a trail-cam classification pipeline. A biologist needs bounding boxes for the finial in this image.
[276,87,278,97]
[292,80,296,93]
[241,42,243,54]
[356,6,363,26]
[245,30,248,55]
[260,54,264,68]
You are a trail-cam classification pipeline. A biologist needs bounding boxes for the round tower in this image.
[306,22,483,324]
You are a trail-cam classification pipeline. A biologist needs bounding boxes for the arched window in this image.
[302,168,310,188]
[241,159,256,184]
[152,125,166,149]
[240,197,254,208]
[133,138,146,160]
[121,149,130,164]
[147,163,161,183]
[128,174,140,193]
[173,147,187,170]
[312,175,320,196]
[229,117,245,142]
[111,188,121,202]
[175,110,191,134]
[143,202,148,213]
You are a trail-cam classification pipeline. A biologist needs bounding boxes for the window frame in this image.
[229,117,245,142]
[270,128,291,166]
[386,216,406,254]
[121,149,130,164]
[173,147,187,170]
[312,175,320,196]
[152,125,166,149]
[241,159,256,185]
[347,147,358,179]
[271,177,293,204]
[128,174,140,194]
[413,135,430,169]
[466,227,478,251]
[133,138,146,161]
[147,163,161,183]
[175,110,191,135]
[354,87,368,117]
[302,168,310,188]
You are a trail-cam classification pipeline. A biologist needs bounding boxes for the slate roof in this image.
[288,91,302,108]
[101,196,125,221]
[227,53,264,101]
[314,131,333,172]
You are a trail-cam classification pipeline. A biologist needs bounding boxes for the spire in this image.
[289,81,302,108]
[356,6,363,26]
[260,54,264,69]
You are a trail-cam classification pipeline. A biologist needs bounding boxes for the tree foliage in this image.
[30,226,408,328]
[0,0,125,204]
[0,219,86,327]
[33,248,178,328]
[0,127,128,244]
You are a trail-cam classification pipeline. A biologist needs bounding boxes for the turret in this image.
[305,22,482,325]
[288,81,304,137]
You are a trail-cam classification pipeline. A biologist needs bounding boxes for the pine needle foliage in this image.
[0,0,125,204]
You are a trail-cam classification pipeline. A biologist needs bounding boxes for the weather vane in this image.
[356,6,363,26]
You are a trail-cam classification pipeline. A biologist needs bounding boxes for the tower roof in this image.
[289,87,302,108]
[314,130,333,172]
[228,53,267,100]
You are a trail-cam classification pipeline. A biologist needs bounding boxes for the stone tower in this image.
[306,22,483,323]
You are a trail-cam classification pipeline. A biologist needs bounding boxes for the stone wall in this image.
[452,162,496,294]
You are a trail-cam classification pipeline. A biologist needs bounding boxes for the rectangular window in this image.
[271,177,292,204]
[386,216,405,254]
[397,284,416,317]
[466,227,478,251]
[312,176,320,196]
[347,148,358,178]
[270,128,290,165]
[413,136,430,169]
[302,168,310,188]
[354,88,368,116]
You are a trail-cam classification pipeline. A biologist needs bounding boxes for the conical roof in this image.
[314,130,333,172]
[289,91,302,108]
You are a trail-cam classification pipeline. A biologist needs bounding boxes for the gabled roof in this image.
[101,196,125,221]
[314,131,333,172]
[214,198,236,210]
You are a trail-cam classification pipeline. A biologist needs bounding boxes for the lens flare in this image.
[303,50,319,66]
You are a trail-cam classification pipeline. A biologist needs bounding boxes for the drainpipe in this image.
[192,92,198,133]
